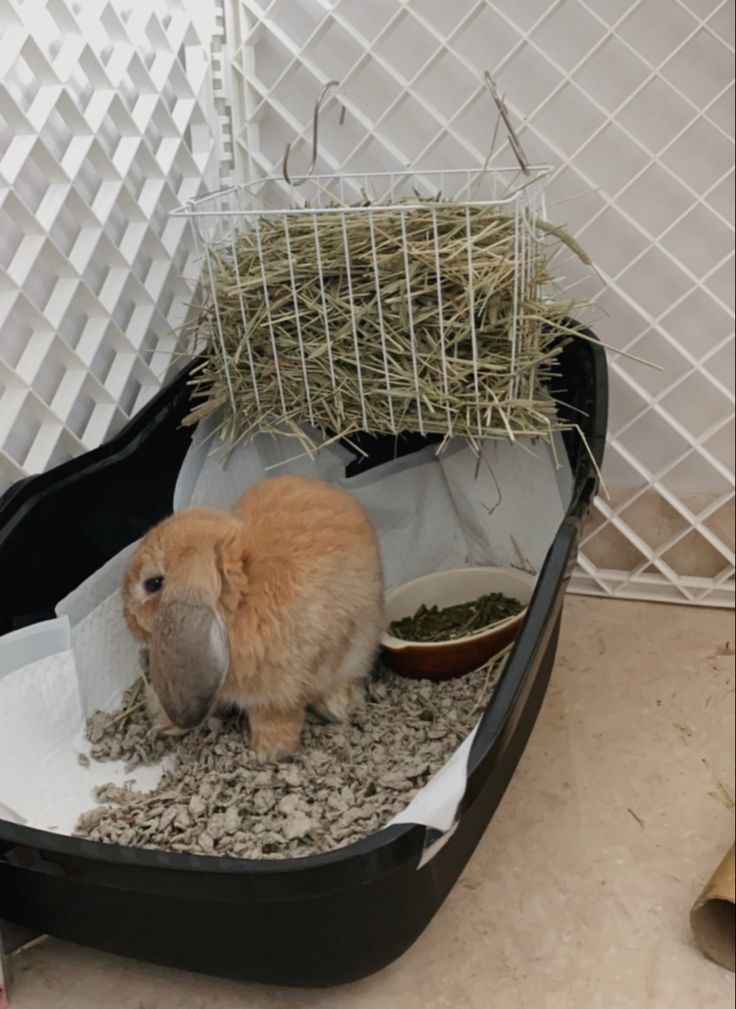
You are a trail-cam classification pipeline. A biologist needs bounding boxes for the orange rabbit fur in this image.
[122,475,384,760]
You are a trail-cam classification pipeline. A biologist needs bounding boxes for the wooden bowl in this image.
[381,567,535,681]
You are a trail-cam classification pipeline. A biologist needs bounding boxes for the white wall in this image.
[0,0,219,491]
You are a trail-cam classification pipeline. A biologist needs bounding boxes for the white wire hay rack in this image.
[171,81,580,455]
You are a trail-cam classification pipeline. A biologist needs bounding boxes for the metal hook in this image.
[483,71,530,176]
[282,79,342,187]
[186,197,204,244]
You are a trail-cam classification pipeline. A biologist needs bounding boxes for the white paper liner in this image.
[0,619,164,834]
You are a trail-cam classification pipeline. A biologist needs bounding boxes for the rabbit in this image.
[122,474,384,761]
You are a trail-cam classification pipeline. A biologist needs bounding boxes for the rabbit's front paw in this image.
[145,684,187,736]
[249,705,304,761]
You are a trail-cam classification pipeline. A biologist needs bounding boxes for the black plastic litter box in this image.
[0,328,607,986]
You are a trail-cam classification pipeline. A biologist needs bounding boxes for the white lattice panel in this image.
[223,0,735,606]
[0,0,219,492]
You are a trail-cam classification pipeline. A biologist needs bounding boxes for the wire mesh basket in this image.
[171,162,579,453]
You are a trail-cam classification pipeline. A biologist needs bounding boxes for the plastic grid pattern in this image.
[221,0,735,606]
[0,0,219,492]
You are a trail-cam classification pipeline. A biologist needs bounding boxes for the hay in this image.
[184,198,587,453]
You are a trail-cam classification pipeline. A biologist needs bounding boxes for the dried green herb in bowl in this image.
[388,592,524,644]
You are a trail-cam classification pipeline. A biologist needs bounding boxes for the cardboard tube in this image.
[690,844,735,972]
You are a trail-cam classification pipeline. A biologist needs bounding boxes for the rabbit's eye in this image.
[143,575,164,594]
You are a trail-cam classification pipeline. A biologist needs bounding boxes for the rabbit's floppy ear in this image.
[217,527,250,613]
[149,599,229,729]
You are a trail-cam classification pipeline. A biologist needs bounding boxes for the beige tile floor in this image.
[4,596,735,1009]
